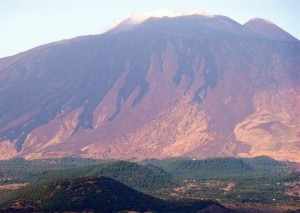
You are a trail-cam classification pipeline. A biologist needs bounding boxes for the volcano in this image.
[0,14,299,162]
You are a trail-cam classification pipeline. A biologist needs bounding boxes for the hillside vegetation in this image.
[0,176,223,213]
[0,156,299,212]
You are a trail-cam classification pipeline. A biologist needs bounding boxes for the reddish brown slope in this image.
[0,15,299,162]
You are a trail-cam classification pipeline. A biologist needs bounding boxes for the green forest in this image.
[0,156,299,212]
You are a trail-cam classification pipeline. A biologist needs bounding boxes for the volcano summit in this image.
[0,14,299,162]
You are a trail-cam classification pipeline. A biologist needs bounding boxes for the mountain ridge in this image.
[0,14,299,162]
[244,18,298,42]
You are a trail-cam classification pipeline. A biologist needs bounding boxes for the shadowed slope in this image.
[0,176,226,212]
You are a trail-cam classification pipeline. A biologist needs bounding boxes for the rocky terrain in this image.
[0,14,299,161]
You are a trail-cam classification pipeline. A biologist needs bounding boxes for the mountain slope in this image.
[0,176,224,212]
[244,18,298,42]
[0,14,299,162]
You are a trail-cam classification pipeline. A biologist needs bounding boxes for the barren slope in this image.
[0,15,299,162]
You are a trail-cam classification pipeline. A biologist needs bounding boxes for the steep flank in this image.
[0,14,299,162]
[244,18,298,41]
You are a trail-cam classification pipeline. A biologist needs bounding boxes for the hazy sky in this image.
[1,0,299,58]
